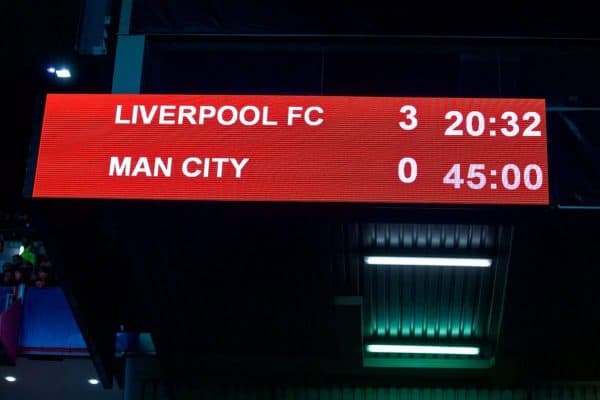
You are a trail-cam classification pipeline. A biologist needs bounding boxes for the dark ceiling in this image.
[129,1,600,37]
[1,1,110,210]
[0,357,121,399]
[3,0,600,394]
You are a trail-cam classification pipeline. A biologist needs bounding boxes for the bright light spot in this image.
[46,67,56,74]
[4,376,17,382]
[18,245,24,255]
[366,344,480,355]
[55,68,71,78]
[364,256,492,268]
[88,378,100,385]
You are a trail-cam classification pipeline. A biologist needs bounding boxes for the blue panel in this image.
[112,35,145,93]
[0,287,12,298]
[119,0,133,34]
[19,288,86,350]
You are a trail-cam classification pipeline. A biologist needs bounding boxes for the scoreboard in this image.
[32,94,549,205]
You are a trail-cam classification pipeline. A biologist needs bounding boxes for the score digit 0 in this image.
[398,157,417,183]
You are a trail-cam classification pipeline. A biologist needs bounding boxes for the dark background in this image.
[2,0,600,390]
[1,1,111,211]
[3,1,600,210]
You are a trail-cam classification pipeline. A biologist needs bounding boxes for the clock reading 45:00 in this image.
[398,159,544,191]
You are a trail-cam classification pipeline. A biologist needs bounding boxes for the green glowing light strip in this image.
[365,344,480,355]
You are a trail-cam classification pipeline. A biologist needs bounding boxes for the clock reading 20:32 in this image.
[396,105,546,192]
[397,106,542,137]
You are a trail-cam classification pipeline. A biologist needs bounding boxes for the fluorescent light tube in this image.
[364,256,491,268]
[366,344,480,356]
[55,68,71,78]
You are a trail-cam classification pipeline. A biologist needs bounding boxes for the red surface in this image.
[0,302,23,364]
[33,94,549,205]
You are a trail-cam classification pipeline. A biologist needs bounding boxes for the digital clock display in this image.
[32,94,549,205]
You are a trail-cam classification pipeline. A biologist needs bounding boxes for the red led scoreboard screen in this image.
[33,94,549,205]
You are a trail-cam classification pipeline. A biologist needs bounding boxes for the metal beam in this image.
[118,0,133,35]
[144,34,600,56]
[547,107,600,111]
[112,35,145,93]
